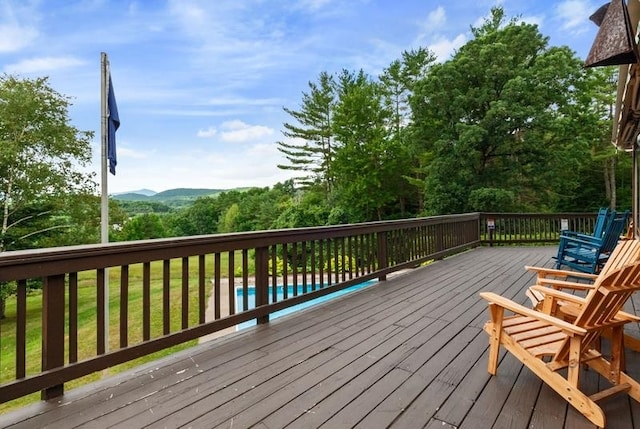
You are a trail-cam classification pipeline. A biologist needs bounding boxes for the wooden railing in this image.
[0,214,480,404]
[479,212,608,244]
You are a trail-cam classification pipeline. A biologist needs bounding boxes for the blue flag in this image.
[107,74,120,175]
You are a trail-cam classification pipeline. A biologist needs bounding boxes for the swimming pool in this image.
[236,280,376,329]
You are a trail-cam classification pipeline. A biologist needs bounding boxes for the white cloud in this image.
[197,126,218,138]
[219,120,275,143]
[4,56,85,74]
[0,1,39,53]
[556,0,594,33]
[429,34,467,62]
[298,0,334,11]
[0,23,37,53]
[426,6,446,30]
[117,146,148,159]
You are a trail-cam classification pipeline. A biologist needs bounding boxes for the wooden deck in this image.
[4,246,640,429]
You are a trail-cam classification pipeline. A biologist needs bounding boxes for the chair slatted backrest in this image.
[599,239,640,276]
[553,262,640,363]
[600,211,630,254]
[592,207,612,238]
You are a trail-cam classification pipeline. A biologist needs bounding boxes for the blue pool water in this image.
[236,280,375,330]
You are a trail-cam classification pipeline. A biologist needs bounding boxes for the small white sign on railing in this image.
[561,219,569,231]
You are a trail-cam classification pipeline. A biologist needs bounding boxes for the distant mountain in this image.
[125,188,157,196]
[111,188,238,203]
[154,188,224,198]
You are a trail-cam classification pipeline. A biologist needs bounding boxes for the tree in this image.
[330,69,409,221]
[411,7,585,214]
[0,75,94,317]
[569,66,623,210]
[116,213,168,240]
[379,48,437,214]
[277,72,336,194]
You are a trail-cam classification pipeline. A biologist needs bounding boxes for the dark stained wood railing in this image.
[0,211,607,406]
[479,212,610,244]
[0,214,480,404]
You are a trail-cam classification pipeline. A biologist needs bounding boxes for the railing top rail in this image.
[0,213,481,281]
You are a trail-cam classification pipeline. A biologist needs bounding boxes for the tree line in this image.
[0,7,630,251]
[0,7,630,317]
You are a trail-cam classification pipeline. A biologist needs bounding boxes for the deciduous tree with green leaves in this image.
[330,69,410,221]
[0,75,94,317]
[411,7,586,214]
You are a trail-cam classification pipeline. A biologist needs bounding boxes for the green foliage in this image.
[468,188,516,212]
[114,213,168,241]
[273,189,331,228]
[0,75,95,251]
[330,69,412,221]
[412,7,596,214]
[277,72,337,193]
[0,75,95,317]
[219,203,240,233]
[116,200,173,216]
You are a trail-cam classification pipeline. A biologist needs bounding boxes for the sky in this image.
[0,0,603,194]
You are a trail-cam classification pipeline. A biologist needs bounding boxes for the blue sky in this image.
[1,0,601,193]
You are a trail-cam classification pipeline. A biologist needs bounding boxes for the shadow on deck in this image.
[4,246,640,428]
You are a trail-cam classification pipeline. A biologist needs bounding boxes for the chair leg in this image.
[609,326,624,381]
[487,304,503,375]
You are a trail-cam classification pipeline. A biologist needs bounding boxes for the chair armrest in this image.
[560,234,604,248]
[535,278,596,291]
[561,231,598,241]
[524,265,598,281]
[479,292,587,335]
[529,285,588,305]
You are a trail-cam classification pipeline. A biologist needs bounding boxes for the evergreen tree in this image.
[277,72,336,194]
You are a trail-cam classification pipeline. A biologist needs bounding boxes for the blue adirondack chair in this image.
[560,207,611,241]
[554,210,630,274]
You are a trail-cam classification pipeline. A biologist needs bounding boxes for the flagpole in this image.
[100,52,110,353]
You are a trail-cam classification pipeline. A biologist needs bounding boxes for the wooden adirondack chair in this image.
[525,238,640,309]
[480,261,640,428]
[554,210,630,274]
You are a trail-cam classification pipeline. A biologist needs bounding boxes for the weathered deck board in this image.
[4,246,640,429]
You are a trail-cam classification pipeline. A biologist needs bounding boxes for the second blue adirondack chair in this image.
[554,210,630,274]
[560,207,611,241]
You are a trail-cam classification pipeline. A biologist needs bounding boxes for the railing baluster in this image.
[270,246,277,303]
[143,262,151,341]
[214,253,221,320]
[42,274,65,400]
[68,273,78,364]
[310,240,317,291]
[228,251,236,316]
[163,260,170,335]
[199,255,206,323]
[97,268,105,355]
[182,257,189,329]
[242,249,249,311]
[301,241,308,293]
[282,243,288,299]
[292,242,298,297]
[16,279,27,378]
[255,246,269,325]
[120,265,129,348]
[334,239,339,284]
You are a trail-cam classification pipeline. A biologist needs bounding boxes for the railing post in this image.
[42,274,66,400]
[255,246,269,324]
[377,231,388,281]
